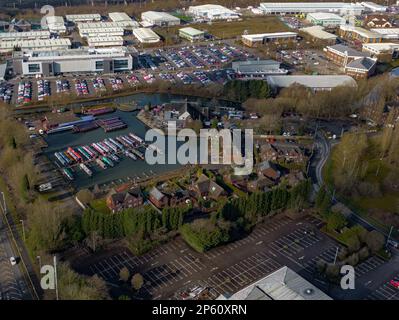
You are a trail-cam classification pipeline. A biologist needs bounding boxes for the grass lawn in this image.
[90,199,110,214]
[155,16,289,40]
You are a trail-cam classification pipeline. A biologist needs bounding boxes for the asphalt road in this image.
[0,217,32,300]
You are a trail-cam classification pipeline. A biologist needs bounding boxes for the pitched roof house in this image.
[106,186,144,213]
[149,186,168,208]
[258,161,281,181]
[193,174,226,200]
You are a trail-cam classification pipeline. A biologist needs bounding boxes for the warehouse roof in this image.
[243,32,297,41]
[232,59,281,71]
[328,44,370,57]
[142,11,180,22]
[66,14,101,21]
[346,57,376,70]
[217,266,332,300]
[307,12,344,20]
[266,75,357,89]
[371,28,399,35]
[0,30,50,40]
[109,12,132,22]
[133,28,160,42]
[87,36,124,42]
[0,63,7,81]
[301,26,337,40]
[0,38,71,50]
[340,25,381,39]
[179,27,205,36]
[363,42,399,52]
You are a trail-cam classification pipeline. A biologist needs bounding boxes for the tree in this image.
[365,230,385,253]
[131,273,144,291]
[119,267,130,282]
[76,189,94,205]
[326,212,347,232]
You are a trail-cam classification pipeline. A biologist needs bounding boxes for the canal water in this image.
[43,93,239,190]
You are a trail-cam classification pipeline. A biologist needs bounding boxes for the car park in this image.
[93,77,106,92]
[109,77,124,91]
[17,81,32,105]
[0,82,13,103]
[37,79,51,101]
[75,79,89,96]
[56,79,70,93]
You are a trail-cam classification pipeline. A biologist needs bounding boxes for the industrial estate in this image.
[0,0,398,304]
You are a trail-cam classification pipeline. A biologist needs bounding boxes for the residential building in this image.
[193,174,226,200]
[106,187,143,213]
[266,75,357,92]
[360,1,388,12]
[363,42,399,58]
[339,24,382,43]
[363,14,392,28]
[65,14,102,23]
[188,4,240,21]
[242,32,297,47]
[306,12,345,27]
[259,2,364,15]
[179,27,205,42]
[300,26,337,43]
[13,47,132,76]
[0,38,71,53]
[217,266,332,300]
[141,11,180,27]
[232,59,288,78]
[149,186,168,208]
[46,16,66,34]
[247,176,274,192]
[260,144,306,164]
[257,161,281,181]
[133,28,160,43]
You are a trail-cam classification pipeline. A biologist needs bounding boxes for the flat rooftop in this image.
[301,26,337,40]
[179,27,205,36]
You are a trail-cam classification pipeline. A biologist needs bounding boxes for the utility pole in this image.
[54,255,59,300]
[1,191,7,214]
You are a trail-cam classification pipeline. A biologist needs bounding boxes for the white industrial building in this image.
[363,42,399,58]
[13,47,133,76]
[179,27,205,42]
[266,75,357,91]
[360,2,387,12]
[306,12,345,27]
[0,38,71,53]
[0,30,50,41]
[65,14,102,23]
[188,4,241,21]
[300,26,337,42]
[370,28,399,39]
[242,32,298,47]
[108,12,139,29]
[87,36,124,48]
[259,2,364,15]
[232,60,288,78]
[46,16,66,34]
[78,22,125,38]
[133,28,160,43]
[141,11,180,27]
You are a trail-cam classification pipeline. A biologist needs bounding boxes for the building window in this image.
[95,60,104,70]
[28,63,40,73]
[113,59,129,70]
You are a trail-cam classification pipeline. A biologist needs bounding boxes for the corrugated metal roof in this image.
[142,11,180,22]
[267,75,357,89]
[301,26,337,40]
